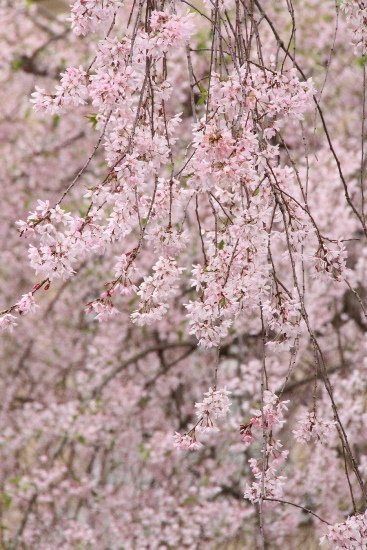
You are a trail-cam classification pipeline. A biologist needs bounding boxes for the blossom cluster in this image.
[244,440,288,504]
[262,291,301,351]
[131,257,185,325]
[173,431,202,451]
[195,386,232,420]
[293,411,336,445]
[31,66,88,114]
[143,10,195,57]
[242,391,289,504]
[184,66,315,348]
[313,240,348,282]
[320,510,367,549]
[341,0,367,53]
[69,0,123,36]
[173,387,231,451]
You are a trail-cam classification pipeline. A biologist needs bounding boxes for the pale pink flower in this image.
[173,432,202,451]
[320,510,367,549]
[293,411,336,444]
[195,386,232,419]
[16,293,39,315]
[0,313,18,332]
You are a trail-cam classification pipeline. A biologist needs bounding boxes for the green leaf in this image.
[198,82,206,94]
[11,58,25,72]
[8,476,21,485]
[85,113,98,129]
[182,495,199,505]
[52,114,60,128]
[197,95,207,106]
[252,186,260,196]
[137,443,150,461]
[196,30,209,51]
[218,239,224,250]
[138,396,150,408]
[196,82,207,106]
[356,55,367,68]
[1,492,12,511]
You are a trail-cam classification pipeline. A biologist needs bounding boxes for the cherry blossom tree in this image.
[1,0,367,548]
